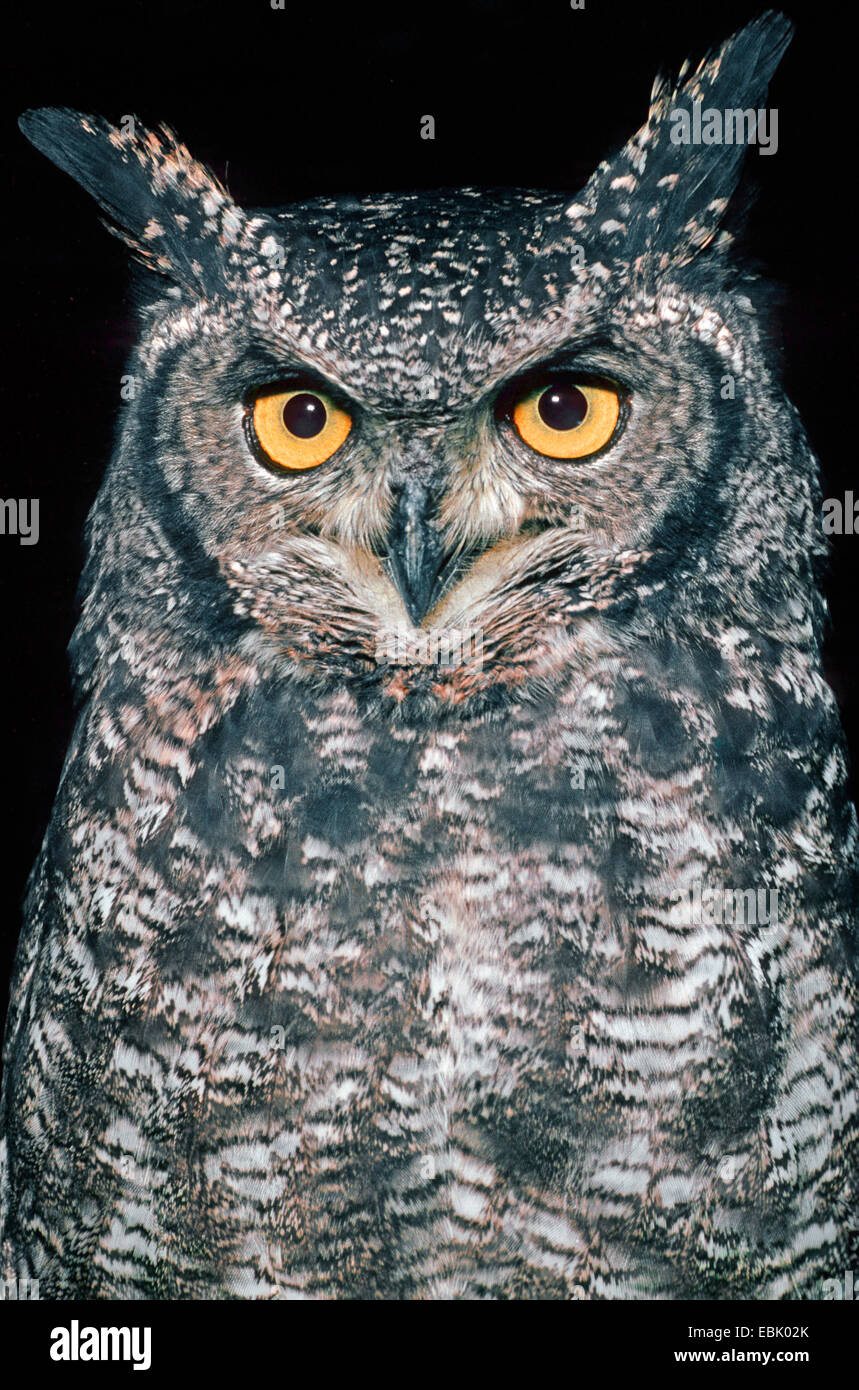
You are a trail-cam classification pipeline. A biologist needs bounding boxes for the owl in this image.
[1,10,857,1301]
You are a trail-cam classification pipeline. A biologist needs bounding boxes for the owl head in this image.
[21,12,815,720]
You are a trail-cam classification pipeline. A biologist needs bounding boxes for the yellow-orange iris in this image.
[512,380,620,459]
[251,387,352,471]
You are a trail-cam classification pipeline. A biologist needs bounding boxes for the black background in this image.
[0,0,855,1020]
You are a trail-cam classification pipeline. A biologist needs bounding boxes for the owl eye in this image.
[510,378,621,460]
[249,386,352,471]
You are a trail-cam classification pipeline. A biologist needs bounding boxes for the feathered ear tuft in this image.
[566,11,793,270]
[18,107,244,293]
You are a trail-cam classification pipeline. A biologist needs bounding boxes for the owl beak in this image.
[385,479,446,626]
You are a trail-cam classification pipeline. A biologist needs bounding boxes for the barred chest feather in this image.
[8,626,856,1301]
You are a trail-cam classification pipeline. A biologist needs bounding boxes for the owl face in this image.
[151,194,725,702]
[21,15,791,711]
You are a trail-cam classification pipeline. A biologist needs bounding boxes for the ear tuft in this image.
[19,107,242,292]
[566,11,793,270]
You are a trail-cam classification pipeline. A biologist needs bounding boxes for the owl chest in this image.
[178,724,607,1182]
[199,721,753,1192]
[39,694,784,1295]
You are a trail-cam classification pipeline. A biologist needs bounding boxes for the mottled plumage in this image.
[2,12,857,1298]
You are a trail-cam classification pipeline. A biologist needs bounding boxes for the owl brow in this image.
[489,339,638,398]
[229,344,355,405]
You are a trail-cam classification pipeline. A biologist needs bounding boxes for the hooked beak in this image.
[385,479,446,626]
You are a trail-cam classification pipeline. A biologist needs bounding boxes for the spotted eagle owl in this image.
[2,12,857,1300]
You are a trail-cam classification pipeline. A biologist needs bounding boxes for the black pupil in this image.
[538,383,588,431]
[282,392,326,439]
